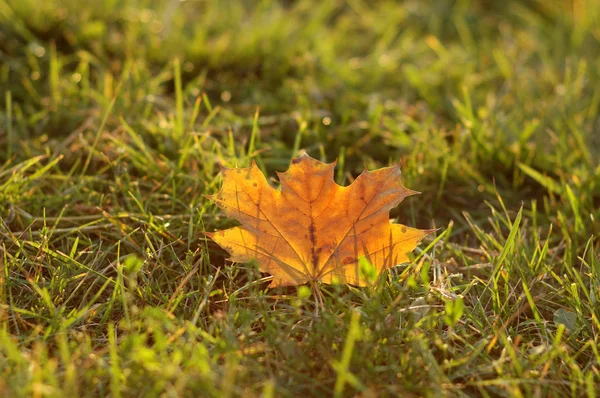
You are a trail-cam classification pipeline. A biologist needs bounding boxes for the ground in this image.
[1,0,599,396]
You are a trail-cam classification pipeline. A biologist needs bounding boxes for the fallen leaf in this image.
[206,154,430,287]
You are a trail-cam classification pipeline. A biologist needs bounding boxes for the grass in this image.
[1,0,599,396]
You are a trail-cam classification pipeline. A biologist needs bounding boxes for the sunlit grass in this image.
[1,0,599,396]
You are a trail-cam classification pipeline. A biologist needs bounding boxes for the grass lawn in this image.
[1,0,600,396]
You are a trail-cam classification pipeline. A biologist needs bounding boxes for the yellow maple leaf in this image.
[206,154,430,287]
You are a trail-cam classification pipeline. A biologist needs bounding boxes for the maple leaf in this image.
[205,154,430,287]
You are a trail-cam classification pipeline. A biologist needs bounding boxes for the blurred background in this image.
[1,1,599,208]
[1,2,598,224]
